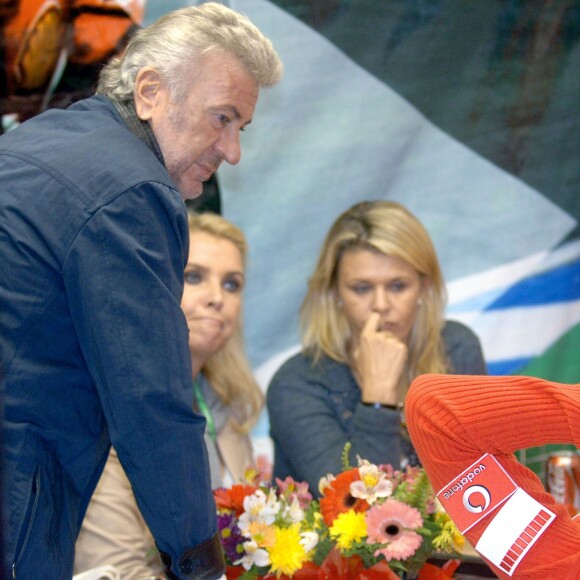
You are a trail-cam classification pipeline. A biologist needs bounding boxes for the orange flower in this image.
[214,484,258,516]
[320,468,369,527]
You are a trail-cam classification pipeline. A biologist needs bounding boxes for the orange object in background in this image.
[69,0,144,66]
[418,559,461,580]
[2,0,66,93]
[0,0,144,95]
[546,450,580,518]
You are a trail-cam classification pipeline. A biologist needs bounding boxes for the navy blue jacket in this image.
[0,96,221,578]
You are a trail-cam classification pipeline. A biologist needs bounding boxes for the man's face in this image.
[135,51,259,200]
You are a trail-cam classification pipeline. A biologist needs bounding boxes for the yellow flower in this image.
[329,509,367,551]
[312,510,324,531]
[452,527,465,550]
[432,513,465,552]
[268,524,309,577]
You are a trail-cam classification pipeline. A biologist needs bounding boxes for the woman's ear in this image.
[133,67,164,121]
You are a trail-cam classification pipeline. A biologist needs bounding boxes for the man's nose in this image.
[216,129,241,165]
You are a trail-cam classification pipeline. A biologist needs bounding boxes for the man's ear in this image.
[134,67,164,121]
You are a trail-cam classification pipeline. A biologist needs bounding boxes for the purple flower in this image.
[218,513,247,564]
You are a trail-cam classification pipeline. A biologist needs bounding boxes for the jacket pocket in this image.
[12,466,41,577]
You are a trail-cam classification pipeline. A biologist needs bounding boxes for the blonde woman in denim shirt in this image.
[267,201,486,496]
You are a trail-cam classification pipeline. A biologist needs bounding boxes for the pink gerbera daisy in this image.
[365,499,423,561]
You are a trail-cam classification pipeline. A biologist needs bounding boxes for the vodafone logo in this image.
[437,454,519,534]
[442,463,486,500]
[463,485,491,513]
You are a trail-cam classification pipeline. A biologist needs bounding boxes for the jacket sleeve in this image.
[63,182,224,579]
[406,374,580,579]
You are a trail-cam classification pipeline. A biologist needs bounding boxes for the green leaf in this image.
[312,535,334,566]
[237,568,260,580]
[341,442,352,471]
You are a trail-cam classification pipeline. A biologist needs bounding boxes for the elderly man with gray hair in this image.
[0,3,282,579]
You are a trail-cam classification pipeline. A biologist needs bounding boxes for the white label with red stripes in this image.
[475,488,555,576]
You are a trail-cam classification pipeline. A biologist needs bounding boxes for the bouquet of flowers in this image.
[214,445,464,579]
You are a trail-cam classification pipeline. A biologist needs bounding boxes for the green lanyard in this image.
[193,379,217,443]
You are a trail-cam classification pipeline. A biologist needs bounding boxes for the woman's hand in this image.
[351,312,408,405]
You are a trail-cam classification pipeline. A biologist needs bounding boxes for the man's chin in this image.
[180,181,204,201]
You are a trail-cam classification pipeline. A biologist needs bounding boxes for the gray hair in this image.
[97,2,283,102]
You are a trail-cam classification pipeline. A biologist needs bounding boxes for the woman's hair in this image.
[188,211,263,433]
[97,2,283,102]
[300,200,449,391]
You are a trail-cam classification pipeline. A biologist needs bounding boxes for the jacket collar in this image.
[112,99,165,166]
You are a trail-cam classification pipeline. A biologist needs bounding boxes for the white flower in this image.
[300,531,319,553]
[238,488,281,532]
[350,462,393,503]
[234,539,270,570]
[285,496,305,524]
[318,473,335,495]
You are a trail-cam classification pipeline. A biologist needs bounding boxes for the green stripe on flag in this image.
[519,323,580,384]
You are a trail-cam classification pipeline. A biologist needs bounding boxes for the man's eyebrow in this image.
[215,105,253,126]
[234,106,254,127]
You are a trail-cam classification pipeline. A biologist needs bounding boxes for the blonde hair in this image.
[300,200,449,392]
[188,211,263,433]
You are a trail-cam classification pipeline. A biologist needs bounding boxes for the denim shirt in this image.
[267,320,486,496]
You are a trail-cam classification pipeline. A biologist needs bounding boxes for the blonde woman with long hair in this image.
[75,212,262,579]
[267,201,486,495]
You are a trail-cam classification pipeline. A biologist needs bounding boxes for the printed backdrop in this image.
[151,0,580,475]
[2,1,578,477]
